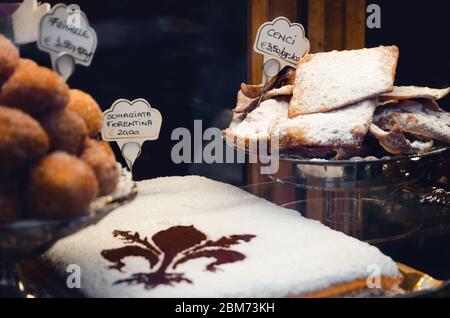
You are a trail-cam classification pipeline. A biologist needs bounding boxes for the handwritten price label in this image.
[37,3,96,66]
[102,99,162,142]
[254,17,309,66]
[102,98,162,171]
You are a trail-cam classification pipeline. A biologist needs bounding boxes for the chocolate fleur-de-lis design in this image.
[101,225,256,289]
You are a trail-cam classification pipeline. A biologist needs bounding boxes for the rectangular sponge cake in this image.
[44,176,401,297]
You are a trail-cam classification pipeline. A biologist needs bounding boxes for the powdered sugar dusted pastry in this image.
[234,66,296,114]
[266,85,294,99]
[235,90,256,112]
[277,99,378,149]
[289,46,398,117]
[378,97,398,107]
[369,124,434,155]
[374,100,450,144]
[225,98,289,150]
[380,86,450,101]
[234,85,293,114]
[44,176,402,297]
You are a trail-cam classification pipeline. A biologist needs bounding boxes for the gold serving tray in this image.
[17,261,447,298]
[397,263,446,295]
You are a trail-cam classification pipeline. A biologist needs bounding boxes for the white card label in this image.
[12,0,51,45]
[102,99,162,171]
[102,99,162,142]
[37,3,97,67]
[253,16,309,67]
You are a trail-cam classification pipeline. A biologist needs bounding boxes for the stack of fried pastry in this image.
[0,35,119,223]
[224,45,450,159]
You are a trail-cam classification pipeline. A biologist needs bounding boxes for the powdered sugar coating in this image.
[289,46,398,117]
[375,101,450,144]
[381,86,450,101]
[225,98,288,143]
[277,99,378,148]
[45,176,400,298]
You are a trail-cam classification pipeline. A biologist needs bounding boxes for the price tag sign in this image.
[102,99,162,141]
[253,16,309,67]
[37,3,97,79]
[102,99,162,171]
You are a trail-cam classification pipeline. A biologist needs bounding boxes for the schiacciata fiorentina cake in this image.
[44,176,402,298]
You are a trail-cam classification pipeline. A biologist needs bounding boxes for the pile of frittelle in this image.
[224,46,450,159]
[0,35,119,223]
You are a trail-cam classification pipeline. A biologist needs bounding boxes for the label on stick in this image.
[38,3,96,66]
[102,98,162,171]
[102,98,162,142]
[253,16,309,67]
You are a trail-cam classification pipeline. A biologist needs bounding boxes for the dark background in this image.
[366,1,450,283]
[367,0,450,103]
[3,0,450,184]
[15,0,248,184]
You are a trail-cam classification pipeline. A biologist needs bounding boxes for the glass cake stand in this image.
[243,146,450,243]
[281,198,422,245]
[271,147,448,190]
[0,168,137,298]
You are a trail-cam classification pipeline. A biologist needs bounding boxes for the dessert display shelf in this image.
[1,0,449,300]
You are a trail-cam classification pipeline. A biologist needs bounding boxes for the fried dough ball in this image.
[40,109,88,155]
[28,152,99,219]
[0,106,49,177]
[17,58,38,69]
[81,139,119,196]
[0,34,19,83]
[67,89,103,137]
[0,182,22,223]
[0,64,69,115]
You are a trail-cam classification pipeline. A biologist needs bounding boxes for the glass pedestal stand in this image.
[267,153,442,244]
